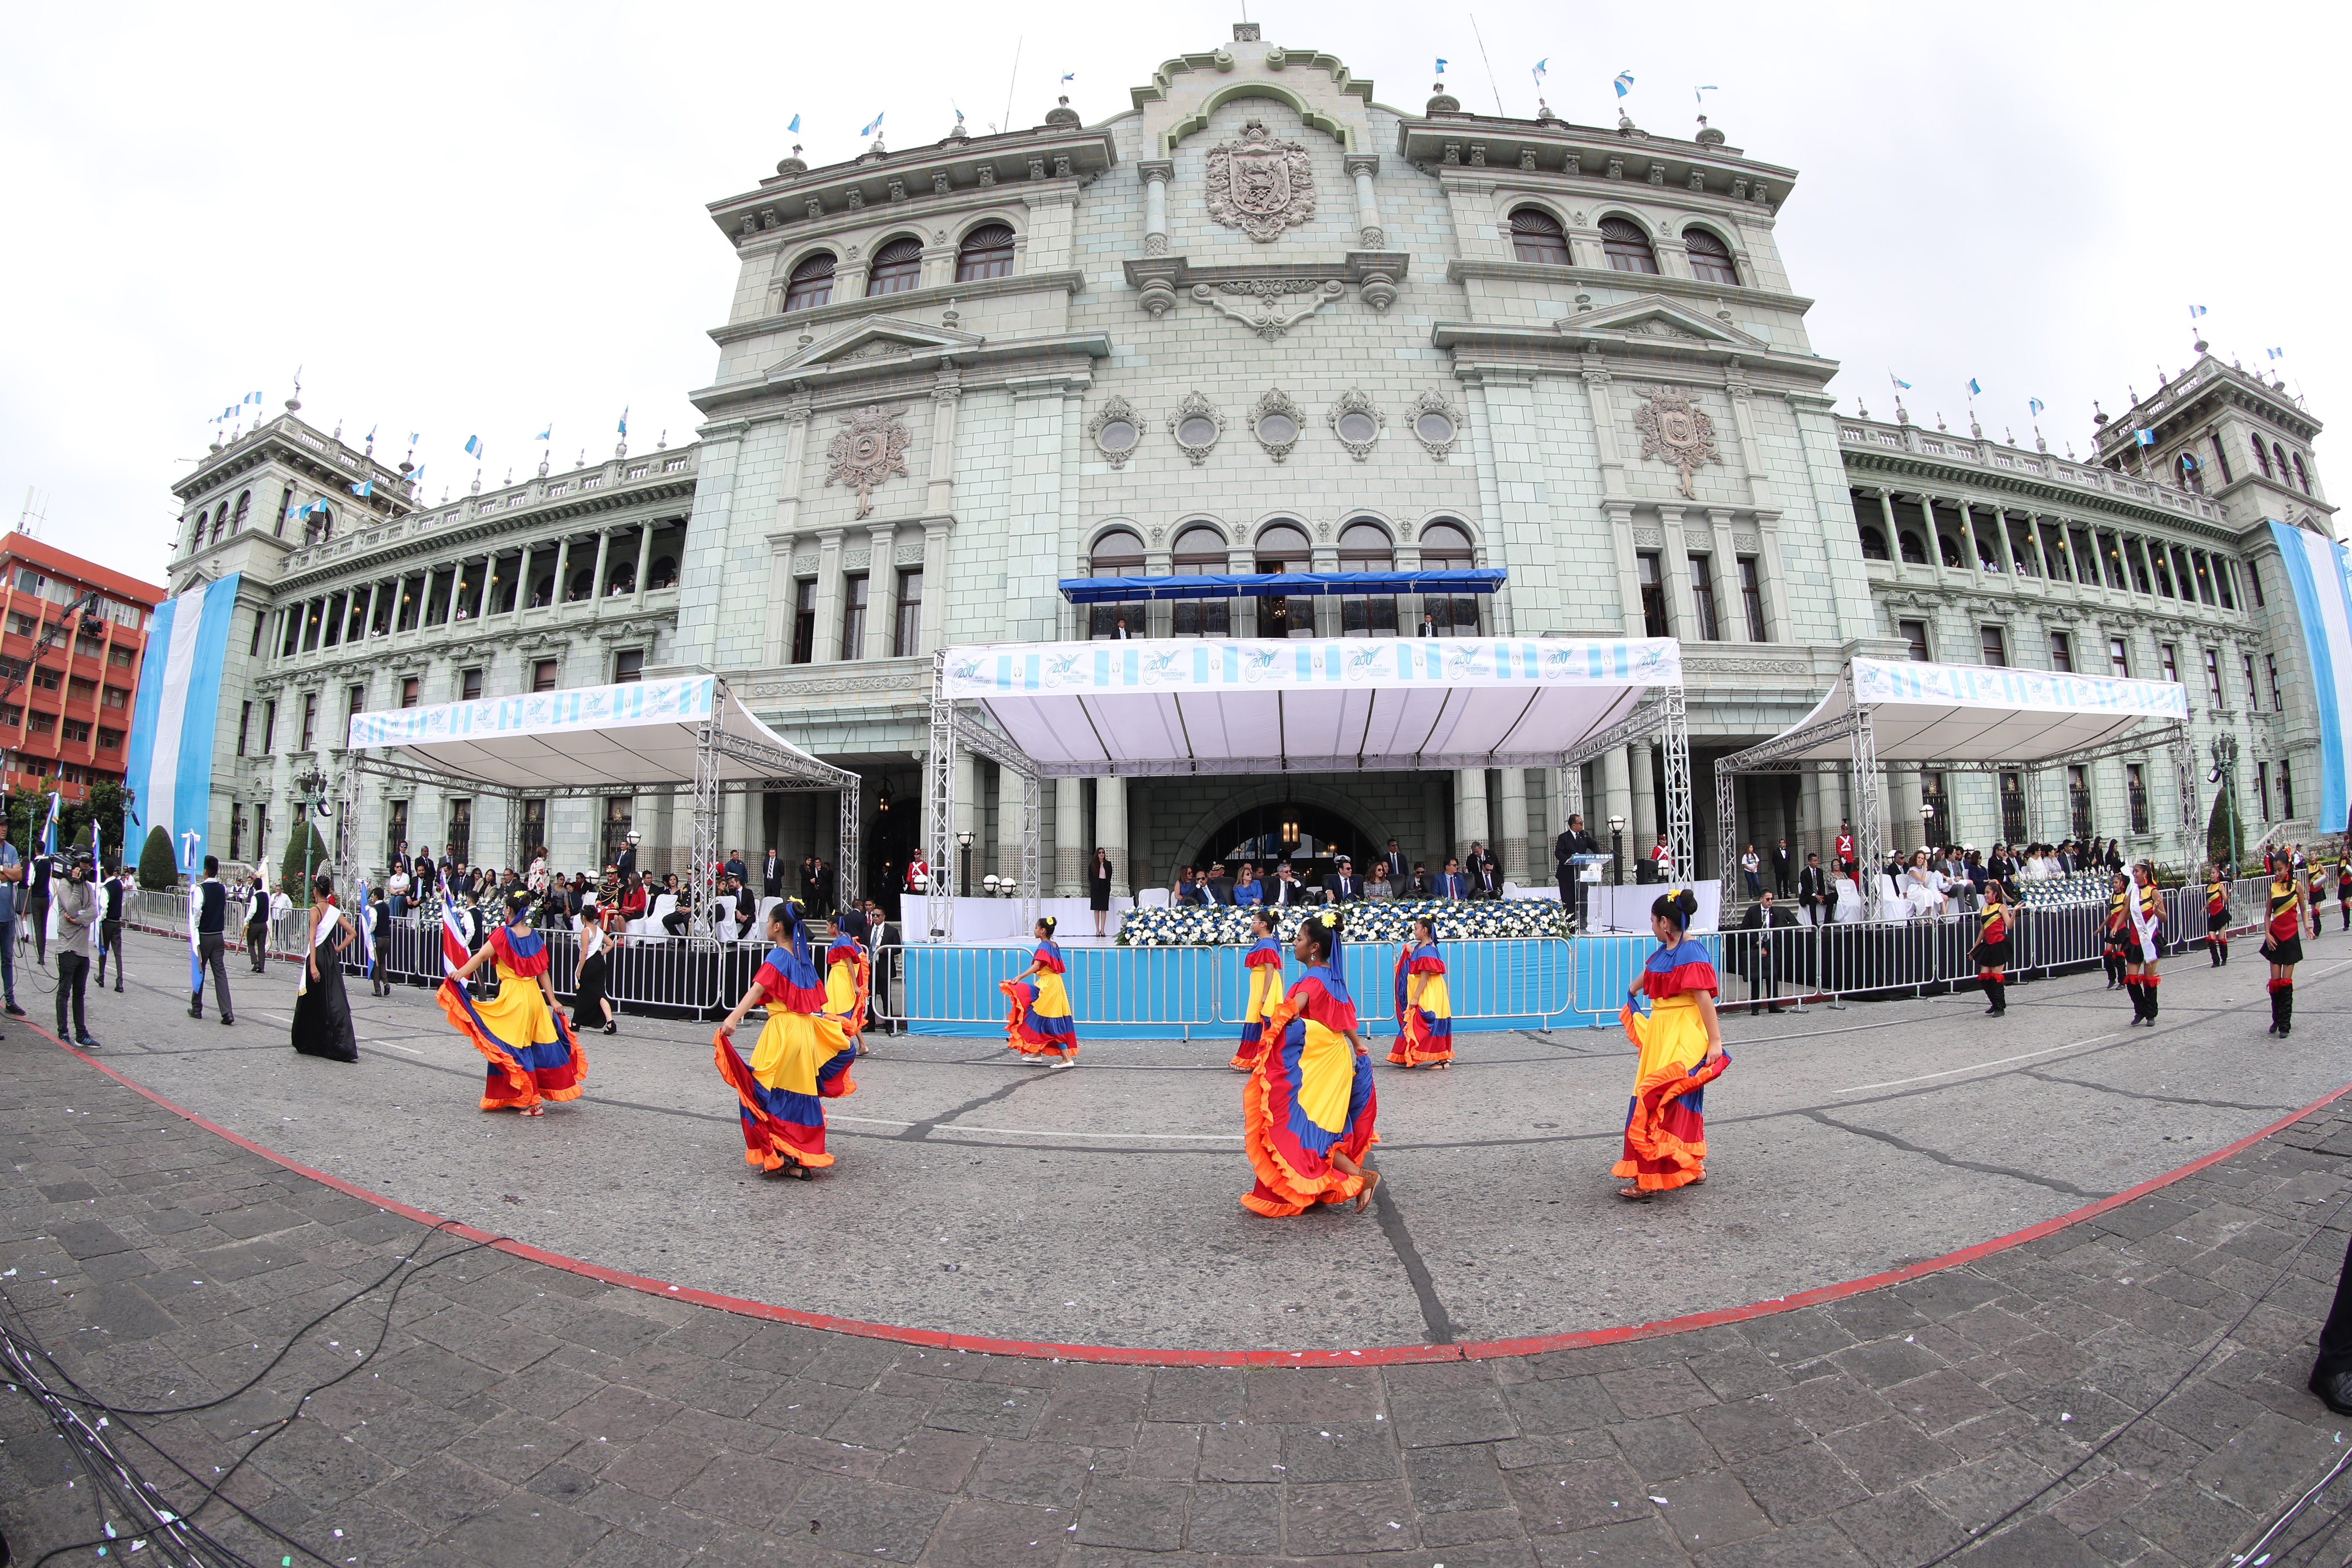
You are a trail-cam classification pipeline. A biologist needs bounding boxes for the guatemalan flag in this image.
[355,879,377,977]
[438,870,470,975]
[187,873,202,992]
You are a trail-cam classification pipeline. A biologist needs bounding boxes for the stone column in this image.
[1629,744,1658,864]
[1890,768,1925,855]
[1800,768,1826,864]
[1601,747,1634,880]
[1054,777,1083,895]
[811,530,845,662]
[588,533,612,607]
[994,762,1022,890]
[631,527,654,602]
[550,538,573,609]
[1706,508,1749,642]
[919,520,951,654]
[1455,768,1490,866]
[864,525,897,662]
[1494,768,1530,885]
[1137,162,1173,253]
[952,753,977,895]
[1096,777,1128,897]
[1344,155,1383,246]
[509,548,530,616]
[1660,507,1703,637]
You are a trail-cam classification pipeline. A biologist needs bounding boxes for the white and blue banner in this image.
[2269,521,2352,833]
[124,573,242,873]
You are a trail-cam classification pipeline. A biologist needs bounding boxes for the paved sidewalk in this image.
[6,1028,2352,1567]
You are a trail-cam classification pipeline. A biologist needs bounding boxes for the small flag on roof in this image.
[349,479,373,498]
[1967,378,1982,396]
[2135,428,2156,447]
[860,111,884,137]
[787,112,801,133]
[1614,70,1635,98]
[2028,397,2046,416]
[1435,58,1447,73]
[464,434,484,458]
[2188,304,2207,318]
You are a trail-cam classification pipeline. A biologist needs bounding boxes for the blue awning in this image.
[1060,568,1505,605]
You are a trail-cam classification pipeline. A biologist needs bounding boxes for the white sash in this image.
[295,906,344,997]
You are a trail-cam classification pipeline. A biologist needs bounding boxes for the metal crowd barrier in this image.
[879,943,1231,1038]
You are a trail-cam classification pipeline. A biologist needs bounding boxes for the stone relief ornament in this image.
[1192,278,1343,341]
[1409,390,1461,462]
[1326,389,1385,461]
[1086,396,1143,470]
[1204,119,1316,242]
[824,405,912,518]
[1633,386,1721,499]
[1250,388,1305,463]
[1167,390,1226,466]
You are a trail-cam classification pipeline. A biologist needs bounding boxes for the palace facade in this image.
[163,24,2336,894]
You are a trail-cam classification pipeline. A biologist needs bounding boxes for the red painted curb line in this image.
[36,1017,2352,1369]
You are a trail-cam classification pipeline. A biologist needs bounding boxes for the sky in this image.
[1,1,2338,591]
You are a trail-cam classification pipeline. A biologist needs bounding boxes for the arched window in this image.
[1599,217,1659,274]
[865,236,924,296]
[1682,227,1739,285]
[2176,453,2203,493]
[2294,452,2312,495]
[1939,534,1963,569]
[1171,524,1228,637]
[955,224,1016,281]
[230,490,251,535]
[2275,443,2291,484]
[1088,527,1145,640]
[1509,207,1571,265]
[1859,526,1890,561]
[2253,437,2274,478]
[1254,522,1314,637]
[308,504,333,544]
[567,567,593,602]
[190,512,208,551]
[1418,521,1479,636]
[1338,521,1397,636]
[782,251,835,312]
[1899,532,1928,564]
[648,555,678,591]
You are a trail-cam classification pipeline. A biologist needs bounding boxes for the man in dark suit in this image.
[1205,864,1236,904]
[1174,867,1210,906]
[1737,888,1800,1014]
[1433,858,1467,900]
[1466,841,1498,884]
[1770,839,1794,898]
[1467,856,1501,899]
[1323,858,1361,903]
[1554,814,1598,925]
[724,849,748,886]
[1797,851,1836,925]
[1381,839,1409,886]
[763,850,782,899]
[1268,864,1308,906]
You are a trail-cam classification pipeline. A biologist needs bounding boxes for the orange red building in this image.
[0,532,163,802]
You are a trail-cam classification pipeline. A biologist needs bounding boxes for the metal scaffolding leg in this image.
[2172,731,2200,873]
[1850,708,1882,897]
[838,788,861,915]
[926,657,957,939]
[1020,767,1042,933]
[2023,766,2044,849]
[1660,685,1695,883]
[689,720,720,935]
[334,766,361,896]
[1715,765,1738,907]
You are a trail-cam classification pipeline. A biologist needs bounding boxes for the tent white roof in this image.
[938,636,1682,775]
[346,674,849,790]
[1759,657,2190,764]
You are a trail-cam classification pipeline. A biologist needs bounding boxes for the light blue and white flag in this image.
[463,434,484,459]
[364,424,377,443]
[1889,373,1912,391]
[787,112,801,134]
[42,793,60,858]
[243,391,262,407]
[2135,428,2156,447]
[186,843,201,992]
[1435,58,1447,74]
[2269,347,2286,360]
[1059,72,1074,84]
[355,879,376,977]
[408,431,421,446]
[125,575,244,880]
[1967,378,1982,396]
[535,424,552,441]
[1694,84,1718,105]
[349,479,373,499]
[2028,397,2046,417]
[617,407,629,436]
[1532,58,1548,88]
[860,111,884,137]
[2188,304,2207,318]
[1614,70,1635,98]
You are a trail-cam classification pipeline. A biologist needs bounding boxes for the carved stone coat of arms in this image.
[1204,119,1315,242]
[825,405,911,518]
[1633,387,1721,499]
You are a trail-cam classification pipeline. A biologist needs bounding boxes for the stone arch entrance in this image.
[1168,781,1396,885]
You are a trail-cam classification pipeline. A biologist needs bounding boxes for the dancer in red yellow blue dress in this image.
[1001,916,1078,1065]
[1240,909,1381,1216]
[714,900,858,1177]
[2263,854,2305,1038]
[825,909,873,1053]
[1229,910,1285,1072]
[1615,889,1727,1201]
[438,891,587,1116]
[1388,916,1454,1068]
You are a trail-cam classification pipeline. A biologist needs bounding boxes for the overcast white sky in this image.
[2,1,2337,591]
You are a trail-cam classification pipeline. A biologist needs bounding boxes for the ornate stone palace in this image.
[164,24,2335,892]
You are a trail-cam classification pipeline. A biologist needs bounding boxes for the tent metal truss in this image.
[1553,690,1697,883]
[339,678,861,933]
[1715,708,2197,909]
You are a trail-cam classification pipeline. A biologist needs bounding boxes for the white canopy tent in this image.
[340,674,861,927]
[1714,657,2196,907]
[923,636,1691,938]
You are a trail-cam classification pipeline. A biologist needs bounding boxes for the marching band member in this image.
[2263,854,2305,1038]
[1972,880,2011,1017]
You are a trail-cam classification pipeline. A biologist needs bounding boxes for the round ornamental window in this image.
[1096,420,1137,453]
[1179,416,1219,447]
[1336,411,1378,444]
[1416,411,1455,444]
[1256,412,1298,445]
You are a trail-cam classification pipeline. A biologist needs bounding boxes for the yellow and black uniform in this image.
[2101,880,2132,990]
[2263,867,2304,1037]
[2205,873,2230,965]
[2125,876,2165,1026]
[2338,862,2352,931]
[1971,897,2012,1016]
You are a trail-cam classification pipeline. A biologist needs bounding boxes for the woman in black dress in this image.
[1087,847,1114,937]
[291,873,359,1063]
[574,913,617,1035]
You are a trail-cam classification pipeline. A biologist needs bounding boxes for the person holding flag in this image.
[361,879,390,997]
[438,884,586,1115]
[27,793,59,966]
[95,861,131,992]
[289,873,359,1064]
[187,855,235,1025]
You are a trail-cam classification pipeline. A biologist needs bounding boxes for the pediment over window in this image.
[767,316,986,377]
[1569,294,1767,348]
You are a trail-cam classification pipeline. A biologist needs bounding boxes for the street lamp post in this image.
[2208,734,2240,874]
[957,830,974,900]
[1607,813,1626,887]
[294,765,330,903]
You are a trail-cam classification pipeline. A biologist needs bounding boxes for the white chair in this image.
[634,892,676,938]
[753,896,782,936]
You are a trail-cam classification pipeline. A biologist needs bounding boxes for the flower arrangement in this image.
[1117,897,1569,946]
